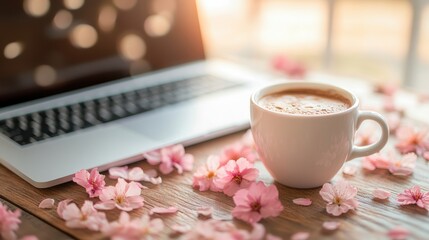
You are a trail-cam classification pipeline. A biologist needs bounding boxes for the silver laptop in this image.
[0,0,267,188]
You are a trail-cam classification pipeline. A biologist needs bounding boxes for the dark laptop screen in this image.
[0,0,205,108]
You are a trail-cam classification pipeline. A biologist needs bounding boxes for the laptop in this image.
[0,0,267,188]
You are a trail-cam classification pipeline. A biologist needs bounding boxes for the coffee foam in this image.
[258,89,351,115]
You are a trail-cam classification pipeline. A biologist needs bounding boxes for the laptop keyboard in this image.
[0,75,240,146]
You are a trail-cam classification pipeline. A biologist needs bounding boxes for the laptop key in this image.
[0,75,241,145]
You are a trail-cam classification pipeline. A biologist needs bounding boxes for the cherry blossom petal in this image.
[171,224,191,233]
[292,198,312,206]
[149,206,178,215]
[291,231,310,240]
[373,189,391,200]
[249,223,265,240]
[387,226,410,240]
[319,180,358,216]
[196,206,213,217]
[20,235,39,240]
[145,169,158,178]
[424,152,429,161]
[108,166,129,179]
[57,199,73,219]
[0,202,21,240]
[143,149,162,165]
[343,165,357,176]
[266,234,282,240]
[322,221,340,231]
[38,198,55,209]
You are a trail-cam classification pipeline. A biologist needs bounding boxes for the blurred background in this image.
[198,0,429,91]
[2,0,428,92]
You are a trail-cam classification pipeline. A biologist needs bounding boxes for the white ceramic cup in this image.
[250,81,389,188]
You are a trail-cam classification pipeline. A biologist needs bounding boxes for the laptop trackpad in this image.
[120,94,249,142]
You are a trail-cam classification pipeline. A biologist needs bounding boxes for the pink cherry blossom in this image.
[72,168,106,198]
[388,153,417,176]
[291,232,310,240]
[232,181,284,224]
[95,178,144,211]
[322,221,340,231]
[171,224,191,234]
[214,158,259,196]
[292,198,312,206]
[395,126,429,155]
[102,211,163,240]
[57,199,73,219]
[383,96,403,113]
[192,155,222,192]
[362,153,390,171]
[272,55,307,79]
[386,112,401,134]
[0,202,21,240]
[423,151,429,161]
[355,123,378,146]
[180,219,254,240]
[109,166,162,184]
[397,185,429,210]
[342,165,357,176]
[387,226,410,240]
[196,206,213,217]
[38,198,55,209]
[149,206,178,215]
[219,142,257,166]
[266,234,282,240]
[319,180,359,216]
[144,145,194,175]
[374,83,398,96]
[373,189,391,200]
[20,235,38,240]
[362,152,416,176]
[58,200,107,231]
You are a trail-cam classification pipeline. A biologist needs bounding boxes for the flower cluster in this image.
[362,152,417,176]
[143,144,194,175]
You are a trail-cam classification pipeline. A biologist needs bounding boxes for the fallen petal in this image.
[56,199,73,219]
[196,206,213,217]
[322,221,340,231]
[150,206,178,215]
[266,234,283,240]
[343,165,357,176]
[20,235,39,240]
[145,169,158,178]
[39,198,55,209]
[423,152,429,161]
[292,198,312,206]
[250,223,265,240]
[291,232,310,240]
[171,224,191,233]
[150,176,162,185]
[373,188,391,200]
[387,226,409,240]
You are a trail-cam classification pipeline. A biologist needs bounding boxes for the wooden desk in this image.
[1,130,428,240]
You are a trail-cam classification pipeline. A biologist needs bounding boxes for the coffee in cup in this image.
[250,81,389,188]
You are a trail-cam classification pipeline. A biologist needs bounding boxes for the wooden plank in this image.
[1,130,428,239]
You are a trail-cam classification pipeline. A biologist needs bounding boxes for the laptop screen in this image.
[0,0,205,108]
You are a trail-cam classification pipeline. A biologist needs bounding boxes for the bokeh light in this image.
[23,0,50,17]
[34,65,57,87]
[98,5,117,32]
[63,0,84,10]
[113,0,137,10]
[53,10,73,29]
[144,14,172,37]
[4,42,24,59]
[69,24,98,49]
[119,34,146,61]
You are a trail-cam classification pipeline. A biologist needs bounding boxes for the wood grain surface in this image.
[1,130,428,240]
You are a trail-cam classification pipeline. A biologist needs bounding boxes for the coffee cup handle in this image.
[347,111,389,161]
